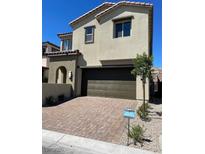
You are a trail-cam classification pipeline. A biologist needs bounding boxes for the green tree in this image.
[131,52,153,119]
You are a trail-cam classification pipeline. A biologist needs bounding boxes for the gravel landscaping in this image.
[119,101,162,153]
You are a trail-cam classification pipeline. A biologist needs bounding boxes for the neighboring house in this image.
[150,68,162,99]
[42,42,60,82]
[45,1,153,101]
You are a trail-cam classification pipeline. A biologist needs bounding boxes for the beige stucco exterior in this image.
[72,6,150,66]
[48,56,77,96]
[42,83,71,105]
[71,5,152,101]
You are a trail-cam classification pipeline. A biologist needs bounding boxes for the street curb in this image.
[43,129,158,154]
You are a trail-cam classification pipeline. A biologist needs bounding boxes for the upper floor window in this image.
[62,39,72,51]
[85,26,95,44]
[114,20,131,38]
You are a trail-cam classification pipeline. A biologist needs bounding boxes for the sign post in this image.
[123,108,136,146]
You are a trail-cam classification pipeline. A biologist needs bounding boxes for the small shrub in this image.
[137,103,151,120]
[137,107,148,119]
[128,125,145,145]
[45,96,56,106]
[144,103,152,110]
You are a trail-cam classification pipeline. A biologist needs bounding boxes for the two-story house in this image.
[46,1,153,101]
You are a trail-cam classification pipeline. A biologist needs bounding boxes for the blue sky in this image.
[43,0,162,67]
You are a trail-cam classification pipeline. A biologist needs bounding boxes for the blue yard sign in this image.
[123,108,136,119]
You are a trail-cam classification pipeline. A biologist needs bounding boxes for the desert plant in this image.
[131,52,153,119]
[128,124,145,145]
[46,96,56,106]
[137,107,148,120]
[137,103,151,120]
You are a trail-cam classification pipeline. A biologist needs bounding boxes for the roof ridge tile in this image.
[95,1,153,20]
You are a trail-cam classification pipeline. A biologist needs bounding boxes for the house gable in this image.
[94,1,153,57]
[96,5,151,25]
[71,1,153,67]
[69,2,114,28]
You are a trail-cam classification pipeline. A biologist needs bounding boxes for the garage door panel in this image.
[85,68,135,81]
[87,80,136,91]
[88,80,135,85]
[81,67,136,99]
[87,89,136,99]
[88,84,136,92]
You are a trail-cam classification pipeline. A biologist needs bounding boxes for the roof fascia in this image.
[69,2,114,27]
[95,1,153,21]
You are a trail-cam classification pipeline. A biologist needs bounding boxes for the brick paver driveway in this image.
[43,96,137,144]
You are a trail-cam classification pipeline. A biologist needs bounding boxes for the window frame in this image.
[62,39,72,51]
[113,18,132,38]
[84,26,95,44]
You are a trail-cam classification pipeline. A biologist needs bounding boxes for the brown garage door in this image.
[81,67,136,99]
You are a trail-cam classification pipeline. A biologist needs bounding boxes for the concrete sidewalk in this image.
[42,129,158,154]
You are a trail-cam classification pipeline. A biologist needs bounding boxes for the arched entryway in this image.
[56,66,67,84]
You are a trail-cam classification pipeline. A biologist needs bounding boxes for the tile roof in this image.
[45,50,81,57]
[69,2,114,26]
[96,1,153,20]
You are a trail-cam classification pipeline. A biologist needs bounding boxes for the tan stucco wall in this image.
[48,56,77,96]
[76,68,82,96]
[72,6,150,67]
[42,83,71,105]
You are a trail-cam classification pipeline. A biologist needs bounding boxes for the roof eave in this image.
[57,32,73,39]
[69,2,115,27]
[95,1,153,21]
